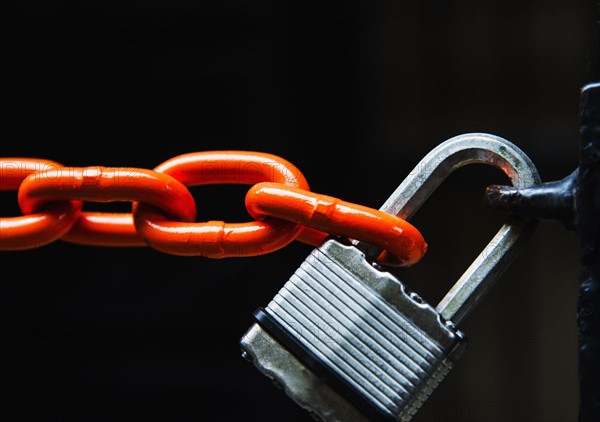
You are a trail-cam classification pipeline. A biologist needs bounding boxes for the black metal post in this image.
[576,82,600,422]
[483,82,600,421]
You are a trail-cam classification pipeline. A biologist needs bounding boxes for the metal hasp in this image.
[484,82,600,422]
[355,133,541,324]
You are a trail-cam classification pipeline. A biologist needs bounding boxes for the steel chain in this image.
[0,152,427,267]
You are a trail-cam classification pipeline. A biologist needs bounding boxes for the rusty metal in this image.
[484,169,577,231]
[484,82,600,421]
[576,82,600,422]
[352,133,541,321]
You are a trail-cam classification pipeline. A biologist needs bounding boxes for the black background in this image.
[4,1,599,421]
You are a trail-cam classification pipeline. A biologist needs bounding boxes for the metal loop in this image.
[2,152,430,263]
[132,151,310,257]
[62,213,144,247]
[18,166,196,249]
[245,183,428,267]
[355,133,541,323]
[0,158,82,250]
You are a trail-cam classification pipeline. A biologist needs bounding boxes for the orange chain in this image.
[1,152,427,267]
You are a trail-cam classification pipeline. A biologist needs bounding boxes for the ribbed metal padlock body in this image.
[242,238,466,421]
[241,134,541,421]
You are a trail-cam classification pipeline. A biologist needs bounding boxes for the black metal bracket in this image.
[484,82,600,422]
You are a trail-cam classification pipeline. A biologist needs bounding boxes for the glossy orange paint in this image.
[0,158,81,250]
[19,167,196,219]
[2,154,427,264]
[17,166,196,249]
[245,182,428,267]
[62,213,145,247]
[133,151,311,257]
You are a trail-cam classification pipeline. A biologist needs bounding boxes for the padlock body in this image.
[241,239,466,421]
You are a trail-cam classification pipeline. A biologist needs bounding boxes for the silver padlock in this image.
[240,133,541,421]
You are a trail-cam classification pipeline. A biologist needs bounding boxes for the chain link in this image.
[1,152,427,266]
[0,158,82,250]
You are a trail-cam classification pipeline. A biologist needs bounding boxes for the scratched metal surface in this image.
[4,1,598,421]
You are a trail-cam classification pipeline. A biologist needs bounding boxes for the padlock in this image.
[240,133,541,421]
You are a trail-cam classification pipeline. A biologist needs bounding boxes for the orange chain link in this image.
[0,152,428,267]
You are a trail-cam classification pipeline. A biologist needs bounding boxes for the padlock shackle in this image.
[356,133,541,324]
